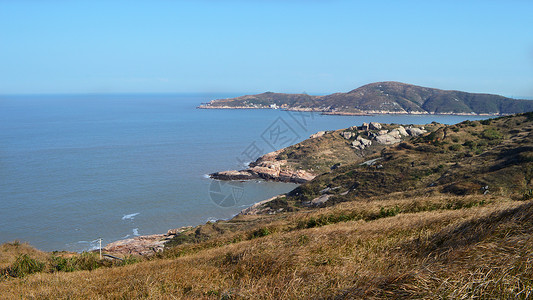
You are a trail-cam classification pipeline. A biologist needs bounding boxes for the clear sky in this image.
[1,0,532,97]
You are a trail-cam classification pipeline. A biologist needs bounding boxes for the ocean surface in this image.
[0,94,488,252]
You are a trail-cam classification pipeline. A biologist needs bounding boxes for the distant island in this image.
[198,81,533,116]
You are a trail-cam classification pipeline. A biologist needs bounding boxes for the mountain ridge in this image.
[198,81,533,115]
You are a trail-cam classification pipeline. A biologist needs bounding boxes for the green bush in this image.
[251,228,271,238]
[481,129,502,140]
[378,206,401,218]
[121,255,141,266]
[523,189,533,200]
[449,144,463,151]
[6,254,45,277]
[72,252,100,271]
[463,140,476,149]
[50,256,76,272]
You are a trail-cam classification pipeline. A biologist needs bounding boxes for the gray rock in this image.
[310,194,331,206]
[361,122,369,131]
[375,134,401,145]
[370,122,382,130]
[378,129,389,135]
[310,131,326,139]
[341,131,354,139]
[359,157,382,166]
[360,138,372,146]
[388,129,402,139]
[351,140,362,147]
[406,127,427,136]
[397,126,408,136]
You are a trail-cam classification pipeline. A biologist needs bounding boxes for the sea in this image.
[0,93,488,252]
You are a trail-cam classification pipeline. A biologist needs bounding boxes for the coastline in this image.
[101,194,284,256]
[196,105,506,117]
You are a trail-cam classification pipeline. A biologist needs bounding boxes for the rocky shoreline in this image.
[102,121,432,255]
[209,149,315,184]
[102,226,193,256]
[210,121,428,183]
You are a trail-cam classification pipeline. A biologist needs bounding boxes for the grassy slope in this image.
[2,113,533,299]
[269,123,428,175]
[279,113,533,210]
[1,196,531,299]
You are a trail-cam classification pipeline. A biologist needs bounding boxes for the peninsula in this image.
[198,81,533,115]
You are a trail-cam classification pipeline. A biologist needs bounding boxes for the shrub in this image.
[72,252,100,271]
[449,144,462,151]
[50,256,76,272]
[463,140,476,149]
[250,228,271,238]
[523,189,533,200]
[378,206,400,218]
[121,255,141,266]
[481,129,502,140]
[6,254,45,277]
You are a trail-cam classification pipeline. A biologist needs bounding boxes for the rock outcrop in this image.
[406,127,427,136]
[375,134,401,145]
[310,131,327,139]
[212,122,430,182]
[210,149,315,183]
[102,226,192,256]
[347,122,426,148]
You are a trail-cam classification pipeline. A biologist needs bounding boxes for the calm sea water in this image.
[0,94,488,252]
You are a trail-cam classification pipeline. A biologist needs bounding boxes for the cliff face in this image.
[198,81,533,115]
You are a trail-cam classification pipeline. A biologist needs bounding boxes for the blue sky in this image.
[1,0,532,97]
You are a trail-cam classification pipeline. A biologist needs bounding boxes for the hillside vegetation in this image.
[1,113,533,299]
[199,81,533,115]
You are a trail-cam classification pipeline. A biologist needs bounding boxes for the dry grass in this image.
[0,241,48,270]
[1,195,532,299]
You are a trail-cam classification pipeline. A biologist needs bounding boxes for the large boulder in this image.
[397,126,408,136]
[375,134,401,145]
[360,138,372,146]
[369,122,382,130]
[407,127,427,136]
[310,131,326,139]
[352,140,362,149]
[388,129,402,139]
[341,131,354,139]
[210,170,255,180]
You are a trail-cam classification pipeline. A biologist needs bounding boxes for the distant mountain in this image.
[198,81,533,115]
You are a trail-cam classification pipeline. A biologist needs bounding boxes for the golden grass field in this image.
[1,194,532,299]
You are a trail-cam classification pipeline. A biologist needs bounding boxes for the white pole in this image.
[99,238,102,260]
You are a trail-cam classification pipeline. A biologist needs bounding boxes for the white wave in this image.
[75,239,101,251]
[132,228,139,236]
[122,212,140,220]
[206,217,218,223]
[202,174,211,179]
